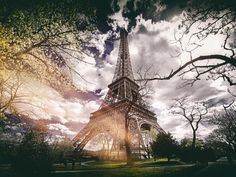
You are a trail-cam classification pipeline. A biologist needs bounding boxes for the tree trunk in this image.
[125,115,132,165]
[124,102,134,165]
[191,130,197,162]
[226,147,234,165]
[117,143,120,160]
[192,130,196,150]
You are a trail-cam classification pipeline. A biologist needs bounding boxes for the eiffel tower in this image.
[73,29,164,160]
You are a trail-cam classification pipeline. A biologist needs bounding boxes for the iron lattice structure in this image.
[73,29,164,160]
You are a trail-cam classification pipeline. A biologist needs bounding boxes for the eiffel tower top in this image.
[112,28,135,83]
[100,29,139,107]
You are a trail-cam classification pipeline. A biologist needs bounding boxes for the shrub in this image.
[11,130,53,177]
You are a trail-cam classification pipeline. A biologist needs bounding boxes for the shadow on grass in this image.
[192,163,236,177]
[51,162,236,177]
[1,160,235,177]
[51,165,203,177]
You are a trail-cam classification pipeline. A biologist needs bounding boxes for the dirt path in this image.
[81,160,96,167]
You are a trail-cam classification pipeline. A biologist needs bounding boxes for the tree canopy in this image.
[151,132,178,161]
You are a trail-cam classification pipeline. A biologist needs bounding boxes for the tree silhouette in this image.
[11,124,53,177]
[151,132,178,162]
[172,97,208,150]
[0,0,113,94]
[207,103,236,164]
[0,74,22,116]
[142,0,236,87]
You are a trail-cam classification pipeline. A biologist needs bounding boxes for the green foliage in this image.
[0,140,16,164]
[0,0,97,91]
[0,113,6,132]
[11,129,53,177]
[151,132,178,161]
[151,134,216,163]
[51,138,77,165]
[178,138,216,163]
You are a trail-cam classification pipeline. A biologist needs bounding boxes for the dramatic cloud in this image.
[6,0,235,141]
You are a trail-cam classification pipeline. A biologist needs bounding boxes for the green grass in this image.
[52,166,196,177]
[1,159,235,177]
[51,163,236,177]
[50,159,196,177]
[84,160,126,168]
[2,164,235,177]
[52,158,186,171]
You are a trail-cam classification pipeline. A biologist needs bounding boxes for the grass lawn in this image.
[52,165,198,177]
[52,158,186,171]
[1,159,235,177]
[50,159,201,177]
[52,159,236,177]
[51,161,236,177]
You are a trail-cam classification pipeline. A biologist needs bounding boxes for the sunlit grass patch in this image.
[52,165,196,177]
[89,160,127,168]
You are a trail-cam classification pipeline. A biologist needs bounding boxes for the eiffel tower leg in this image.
[117,143,120,160]
[110,135,122,160]
[115,138,120,160]
[138,138,141,159]
[138,128,147,158]
[110,137,116,159]
[132,119,152,159]
[73,113,124,158]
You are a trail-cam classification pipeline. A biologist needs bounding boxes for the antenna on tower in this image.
[112,28,135,82]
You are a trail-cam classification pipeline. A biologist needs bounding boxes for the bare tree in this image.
[0,71,52,132]
[0,74,22,116]
[172,97,208,149]
[141,0,236,87]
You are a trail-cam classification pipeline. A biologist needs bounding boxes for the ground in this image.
[0,158,235,177]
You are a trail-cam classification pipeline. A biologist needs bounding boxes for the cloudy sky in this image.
[11,0,236,141]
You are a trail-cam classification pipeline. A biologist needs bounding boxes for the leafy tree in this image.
[0,0,122,97]
[151,132,178,162]
[0,1,121,131]
[178,138,216,163]
[51,137,76,168]
[11,125,53,177]
[0,140,16,164]
[0,0,96,90]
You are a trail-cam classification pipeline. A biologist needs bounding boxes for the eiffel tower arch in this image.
[73,29,164,160]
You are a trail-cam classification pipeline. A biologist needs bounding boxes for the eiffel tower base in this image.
[73,100,164,161]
